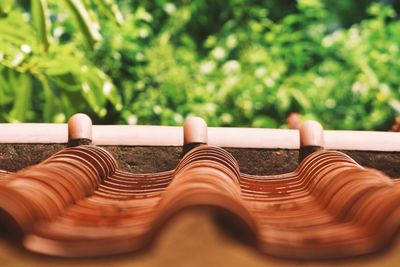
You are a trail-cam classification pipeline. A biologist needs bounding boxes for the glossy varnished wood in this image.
[0,145,399,259]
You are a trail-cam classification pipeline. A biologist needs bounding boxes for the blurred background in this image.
[0,0,399,130]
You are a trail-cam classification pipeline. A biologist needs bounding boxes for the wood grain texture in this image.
[0,145,399,259]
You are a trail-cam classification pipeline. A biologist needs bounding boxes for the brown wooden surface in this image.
[1,209,400,267]
[1,145,399,259]
[1,117,400,264]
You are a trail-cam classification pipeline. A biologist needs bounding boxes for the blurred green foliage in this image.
[0,0,399,129]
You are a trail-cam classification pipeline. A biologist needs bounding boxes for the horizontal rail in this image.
[0,123,399,151]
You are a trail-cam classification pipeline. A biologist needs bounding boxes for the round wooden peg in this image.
[182,117,208,155]
[299,120,324,148]
[183,116,208,145]
[68,113,92,146]
[299,120,324,161]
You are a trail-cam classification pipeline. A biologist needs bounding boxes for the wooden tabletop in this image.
[0,209,399,267]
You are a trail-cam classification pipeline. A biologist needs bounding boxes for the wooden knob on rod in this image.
[67,113,92,146]
[299,120,324,161]
[182,116,208,155]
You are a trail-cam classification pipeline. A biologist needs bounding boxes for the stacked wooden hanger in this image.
[0,114,399,259]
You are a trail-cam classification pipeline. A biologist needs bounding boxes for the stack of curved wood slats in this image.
[0,115,399,260]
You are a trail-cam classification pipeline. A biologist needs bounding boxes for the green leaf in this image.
[290,88,311,109]
[36,74,58,122]
[31,0,51,52]
[0,70,13,105]
[0,11,35,68]
[251,115,278,128]
[102,80,122,111]
[80,67,108,117]
[93,0,124,25]
[9,71,32,122]
[0,0,15,17]
[276,88,291,113]
[62,0,102,49]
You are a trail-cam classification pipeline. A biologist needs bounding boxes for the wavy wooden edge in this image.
[1,145,399,259]
[0,123,399,151]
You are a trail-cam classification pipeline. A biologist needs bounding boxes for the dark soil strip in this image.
[342,150,400,178]
[0,144,65,172]
[225,148,298,175]
[0,144,399,178]
[103,146,182,173]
